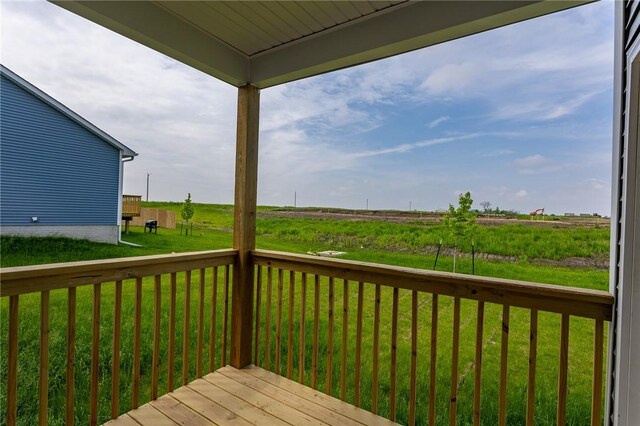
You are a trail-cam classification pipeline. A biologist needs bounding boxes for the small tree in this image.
[480,201,492,213]
[181,193,195,235]
[443,191,477,272]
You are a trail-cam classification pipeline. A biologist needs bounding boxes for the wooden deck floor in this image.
[105,365,398,426]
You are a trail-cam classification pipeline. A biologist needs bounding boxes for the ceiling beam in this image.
[52,0,249,86]
[250,1,591,88]
[52,1,591,89]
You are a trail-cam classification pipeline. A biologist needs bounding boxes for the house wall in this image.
[0,74,121,243]
[608,1,640,424]
[1,225,119,244]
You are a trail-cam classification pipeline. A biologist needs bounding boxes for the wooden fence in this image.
[127,208,177,229]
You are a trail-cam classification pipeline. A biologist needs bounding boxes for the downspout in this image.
[118,154,140,246]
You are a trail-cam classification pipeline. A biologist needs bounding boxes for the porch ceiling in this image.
[52,0,591,89]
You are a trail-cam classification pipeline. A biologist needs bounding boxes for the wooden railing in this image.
[1,248,614,425]
[0,249,237,425]
[251,249,613,426]
[121,194,142,217]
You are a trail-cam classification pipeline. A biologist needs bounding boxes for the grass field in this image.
[0,202,610,425]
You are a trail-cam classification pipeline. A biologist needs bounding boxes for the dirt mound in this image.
[263,209,609,229]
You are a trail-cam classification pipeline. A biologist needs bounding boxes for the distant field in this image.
[0,202,610,425]
[147,201,611,268]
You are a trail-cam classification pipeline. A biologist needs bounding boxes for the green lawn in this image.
[0,203,610,425]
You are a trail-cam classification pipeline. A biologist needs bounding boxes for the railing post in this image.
[230,84,260,368]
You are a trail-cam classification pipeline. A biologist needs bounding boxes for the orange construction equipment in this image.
[530,208,545,219]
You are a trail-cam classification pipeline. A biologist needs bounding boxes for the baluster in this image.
[312,274,320,388]
[526,309,538,426]
[372,284,381,413]
[90,283,101,425]
[265,267,273,370]
[66,288,76,425]
[326,277,335,395]
[449,297,461,426]
[132,278,142,408]
[429,294,438,426]
[254,265,262,366]
[39,290,50,426]
[354,281,364,407]
[209,267,218,372]
[341,279,349,401]
[276,269,283,375]
[222,265,230,367]
[474,301,485,426]
[557,314,570,425]
[298,272,307,384]
[168,273,177,392]
[591,319,604,426]
[151,276,161,399]
[111,281,122,419]
[197,269,205,378]
[8,295,19,426]
[183,271,191,384]
[409,291,418,426]
[499,305,510,426]
[287,271,295,379]
[390,287,399,421]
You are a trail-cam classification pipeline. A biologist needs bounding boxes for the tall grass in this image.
[0,202,610,425]
[256,218,609,261]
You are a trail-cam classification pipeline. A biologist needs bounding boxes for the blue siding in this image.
[0,75,120,225]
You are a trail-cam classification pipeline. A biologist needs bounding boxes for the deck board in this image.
[243,365,397,426]
[106,365,399,426]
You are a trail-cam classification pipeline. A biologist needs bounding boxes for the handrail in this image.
[251,249,613,321]
[251,249,613,425]
[0,249,238,296]
[2,249,237,425]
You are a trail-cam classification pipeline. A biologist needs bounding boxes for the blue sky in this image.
[2,1,614,214]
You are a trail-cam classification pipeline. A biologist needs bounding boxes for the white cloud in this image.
[475,149,513,158]
[512,154,564,175]
[428,116,450,128]
[515,189,529,198]
[493,91,602,121]
[586,178,608,191]
[420,63,480,96]
[513,154,547,169]
[349,133,480,159]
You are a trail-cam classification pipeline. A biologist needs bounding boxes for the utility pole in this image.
[294,191,297,208]
[146,173,151,201]
[410,201,412,211]
[366,198,368,210]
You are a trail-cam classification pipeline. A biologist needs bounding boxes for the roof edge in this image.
[0,64,138,158]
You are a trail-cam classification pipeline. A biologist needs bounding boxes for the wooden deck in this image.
[105,365,398,426]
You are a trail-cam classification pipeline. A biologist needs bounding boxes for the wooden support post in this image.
[230,84,260,368]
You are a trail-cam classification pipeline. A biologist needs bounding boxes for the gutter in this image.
[118,154,138,246]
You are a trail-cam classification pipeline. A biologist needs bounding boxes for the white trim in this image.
[117,153,124,238]
[607,3,625,422]
[609,7,640,423]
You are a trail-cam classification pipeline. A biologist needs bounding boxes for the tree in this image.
[181,193,195,235]
[480,201,492,212]
[443,191,478,272]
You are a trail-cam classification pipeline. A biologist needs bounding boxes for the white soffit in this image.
[52,1,592,89]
